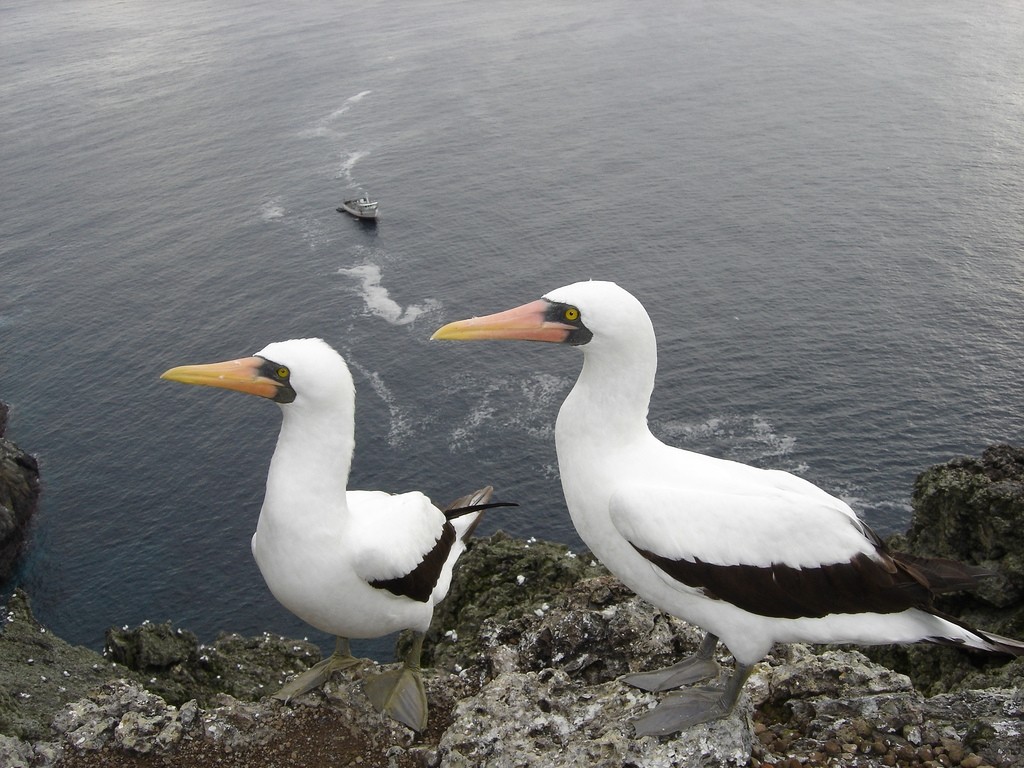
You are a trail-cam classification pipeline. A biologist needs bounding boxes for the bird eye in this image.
[564,306,580,322]
[276,366,289,379]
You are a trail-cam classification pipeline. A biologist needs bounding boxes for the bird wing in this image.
[608,480,933,619]
[347,490,455,603]
[609,476,872,568]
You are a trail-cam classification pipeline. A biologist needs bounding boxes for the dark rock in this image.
[903,444,1024,611]
[869,445,1024,693]
[0,401,8,437]
[477,575,705,685]
[0,429,41,586]
[401,530,607,669]
[105,623,322,706]
[105,622,199,672]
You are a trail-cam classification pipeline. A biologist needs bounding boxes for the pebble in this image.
[896,745,918,762]
[943,740,965,764]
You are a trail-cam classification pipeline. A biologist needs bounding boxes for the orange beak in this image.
[431,299,574,343]
[160,356,282,399]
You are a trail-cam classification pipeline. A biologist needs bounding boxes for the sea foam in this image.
[259,199,285,221]
[344,355,414,448]
[337,264,441,326]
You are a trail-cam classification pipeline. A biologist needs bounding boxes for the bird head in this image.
[431,280,653,353]
[161,337,355,412]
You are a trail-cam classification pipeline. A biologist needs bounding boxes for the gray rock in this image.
[0,733,34,768]
[439,668,752,768]
[750,644,914,707]
[6,565,1024,768]
[923,688,1024,767]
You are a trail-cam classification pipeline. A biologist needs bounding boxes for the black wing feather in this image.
[632,546,937,620]
[369,522,457,603]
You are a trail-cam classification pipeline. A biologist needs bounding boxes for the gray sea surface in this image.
[2,0,1022,659]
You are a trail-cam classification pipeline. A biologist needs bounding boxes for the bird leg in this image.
[620,632,721,692]
[363,631,429,732]
[632,661,754,737]
[274,636,366,702]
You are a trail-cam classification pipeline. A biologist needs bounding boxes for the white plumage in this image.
[163,337,495,731]
[433,279,1023,735]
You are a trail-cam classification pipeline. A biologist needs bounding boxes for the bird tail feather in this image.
[927,611,1024,657]
[442,486,517,540]
[892,551,995,593]
[973,629,1024,657]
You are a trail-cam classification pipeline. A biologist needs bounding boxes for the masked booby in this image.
[161,337,509,731]
[431,280,1024,736]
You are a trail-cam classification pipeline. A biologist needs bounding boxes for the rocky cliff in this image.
[1,445,1023,767]
[0,402,40,586]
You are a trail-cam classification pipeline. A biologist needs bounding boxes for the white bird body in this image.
[555,403,981,663]
[252,489,454,639]
[163,337,494,730]
[230,339,471,639]
[433,279,1023,733]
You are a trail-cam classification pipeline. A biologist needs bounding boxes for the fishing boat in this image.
[337,195,379,220]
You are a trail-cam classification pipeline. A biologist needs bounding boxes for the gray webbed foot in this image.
[621,632,720,692]
[363,632,429,731]
[631,661,753,737]
[364,665,428,731]
[632,685,731,736]
[274,636,365,702]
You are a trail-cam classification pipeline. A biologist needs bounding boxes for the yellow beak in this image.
[160,356,281,399]
[431,299,574,343]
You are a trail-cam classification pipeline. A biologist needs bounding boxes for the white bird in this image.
[431,279,1024,736]
[161,337,509,731]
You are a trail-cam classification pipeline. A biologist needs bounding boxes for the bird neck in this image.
[559,334,658,444]
[265,402,354,515]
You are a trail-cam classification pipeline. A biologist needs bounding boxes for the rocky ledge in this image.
[1,446,1023,767]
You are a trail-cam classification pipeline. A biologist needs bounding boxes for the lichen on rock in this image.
[407,530,607,670]
[0,590,134,742]
[104,622,322,706]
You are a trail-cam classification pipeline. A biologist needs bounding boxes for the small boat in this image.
[337,196,379,220]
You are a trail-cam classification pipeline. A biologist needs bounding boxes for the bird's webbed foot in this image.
[363,665,428,731]
[363,631,429,732]
[631,661,753,737]
[620,632,721,692]
[273,637,366,702]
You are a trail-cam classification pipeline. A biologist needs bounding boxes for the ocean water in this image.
[2,0,1023,660]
